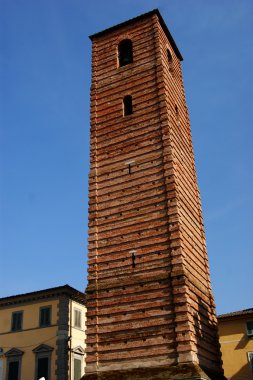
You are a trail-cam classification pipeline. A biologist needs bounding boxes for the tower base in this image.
[82,363,226,380]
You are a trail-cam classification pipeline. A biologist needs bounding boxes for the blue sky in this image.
[0,0,252,315]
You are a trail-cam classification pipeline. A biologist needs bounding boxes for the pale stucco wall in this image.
[69,300,86,379]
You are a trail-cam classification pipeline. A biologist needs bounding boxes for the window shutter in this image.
[12,312,22,331]
[40,307,51,327]
[74,309,81,328]
[74,358,81,380]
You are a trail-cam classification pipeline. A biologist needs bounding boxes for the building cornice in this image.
[218,308,253,320]
[0,285,85,307]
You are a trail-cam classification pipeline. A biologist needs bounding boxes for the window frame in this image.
[11,311,23,332]
[246,321,253,338]
[39,306,52,328]
[71,346,85,380]
[74,308,82,329]
[73,357,82,380]
[248,351,253,373]
[33,344,53,380]
[0,358,3,380]
[6,360,21,380]
[5,348,23,380]
[36,355,49,380]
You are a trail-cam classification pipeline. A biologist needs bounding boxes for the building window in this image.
[123,95,133,116]
[246,321,253,337]
[175,104,179,120]
[5,348,23,380]
[72,346,85,380]
[167,49,174,74]
[11,312,23,332]
[0,358,3,380]
[7,361,19,380]
[37,357,49,379]
[118,39,133,67]
[33,344,53,380]
[74,358,82,380]
[39,306,51,327]
[74,309,82,329]
[248,352,253,373]
[130,250,136,268]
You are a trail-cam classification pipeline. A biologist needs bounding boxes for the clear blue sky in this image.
[0,0,252,315]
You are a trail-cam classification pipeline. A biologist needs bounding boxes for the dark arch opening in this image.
[118,39,133,67]
[123,95,133,116]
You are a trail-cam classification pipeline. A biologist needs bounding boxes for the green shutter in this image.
[74,358,81,380]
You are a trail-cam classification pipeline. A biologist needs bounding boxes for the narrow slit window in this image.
[130,250,136,268]
[118,39,133,67]
[123,95,133,116]
[167,49,174,74]
[175,104,179,118]
[125,160,135,174]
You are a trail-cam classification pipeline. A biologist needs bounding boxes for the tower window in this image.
[123,95,133,116]
[118,39,133,67]
[130,250,136,268]
[175,104,179,118]
[167,49,174,74]
[125,160,135,174]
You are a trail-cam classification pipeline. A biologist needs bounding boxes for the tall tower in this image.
[84,10,225,380]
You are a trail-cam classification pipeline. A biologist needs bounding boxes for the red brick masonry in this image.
[84,9,225,380]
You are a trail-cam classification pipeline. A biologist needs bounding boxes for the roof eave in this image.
[0,284,86,307]
[89,9,183,61]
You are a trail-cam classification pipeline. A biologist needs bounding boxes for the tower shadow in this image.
[193,296,226,380]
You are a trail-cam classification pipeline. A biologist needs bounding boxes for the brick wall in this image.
[85,11,224,380]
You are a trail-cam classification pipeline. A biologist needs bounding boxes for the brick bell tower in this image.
[84,9,225,380]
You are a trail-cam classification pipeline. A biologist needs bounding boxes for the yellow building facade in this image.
[0,285,86,380]
[218,308,253,380]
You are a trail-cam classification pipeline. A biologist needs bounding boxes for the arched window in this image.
[118,39,133,67]
[123,95,133,116]
[167,49,174,74]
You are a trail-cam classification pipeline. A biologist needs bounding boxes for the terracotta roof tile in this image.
[218,308,253,319]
